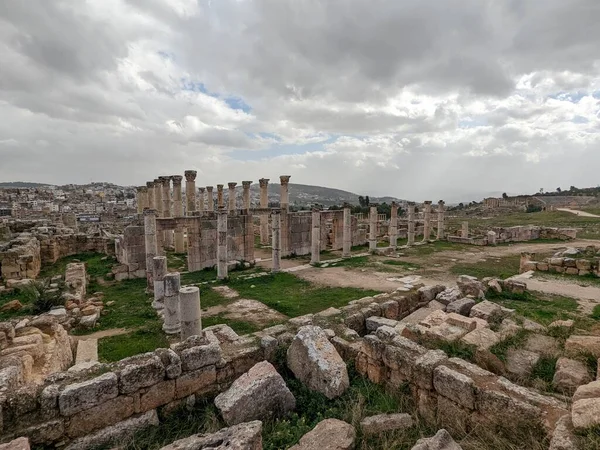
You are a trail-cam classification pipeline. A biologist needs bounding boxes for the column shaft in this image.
[228,182,237,212]
[271,209,281,272]
[259,178,270,245]
[242,181,252,210]
[422,201,432,242]
[162,273,181,334]
[310,209,321,265]
[217,208,228,280]
[152,256,167,310]
[280,175,291,210]
[342,204,352,257]
[144,210,158,288]
[146,182,155,210]
[369,204,378,251]
[172,175,184,253]
[217,184,224,209]
[461,222,469,238]
[198,188,205,214]
[206,186,214,212]
[437,200,445,240]
[407,203,415,245]
[185,170,197,215]
[389,202,398,249]
[179,286,202,339]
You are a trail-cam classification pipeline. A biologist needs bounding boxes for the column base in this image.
[162,324,181,335]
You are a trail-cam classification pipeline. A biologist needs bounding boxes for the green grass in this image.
[487,290,579,326]
[98,323,170,362]
[404,240,468,257]
[38,252,114,280]
[201,315,263,335]
[490,329,531,361]
[382,260,421,270]
[228,272,381,317]
[592,305,600,320]
[450,255,521,280]
[530,356,557,390]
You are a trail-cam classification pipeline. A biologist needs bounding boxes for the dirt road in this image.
[556,208,600,218]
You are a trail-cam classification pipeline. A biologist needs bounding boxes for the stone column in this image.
[217,184,224,209]
[146,182,155,210]
[228,182,237,212]
[259,178,270,245]
[179,286,202,339]
[280,175,291,211]
[172,175,185,253]
[461,222,469,239]
[369,204,378,251]
[160,177,173,248]
[144,209,158,287]
[136,187,146,214]
[185,170,197,215]
[152,256,167,310]
[422,201,432,242]
[162,272,181,335]
[310,208,321,265]
[407,203,415,245]
[217,207,228,280]
[389,201,399,249]
[487,230,497,246]
[437,200,445,240]
[187,218,202,272]
[206,186,214,212]
[242,181,252,210]
[154,178,163,217]
[198,187,205,214]
[271,209,281,273]
[342,203,352,257]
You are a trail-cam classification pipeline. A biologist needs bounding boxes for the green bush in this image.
[21,279,65,314]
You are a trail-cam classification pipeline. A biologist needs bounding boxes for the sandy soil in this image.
[556,208,600,218]
[203,298,287,326]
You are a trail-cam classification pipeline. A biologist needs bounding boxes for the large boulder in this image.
[456,276,485,299]
[361,413,413,434]
[287,326,349,399]
[159,421,262,450]
[411,429,462,450]
[552,358,591,394]
[289,419,355,450]
[214,361,295,426]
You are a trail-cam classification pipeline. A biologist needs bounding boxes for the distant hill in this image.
[0,181,54,188]
[250,182,404,207]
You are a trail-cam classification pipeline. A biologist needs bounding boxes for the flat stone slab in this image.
[400,307,439,325]
[506,349,540,377]
[289,418,355,450]
[159,421,262,450]
[360,413,413,434]
[75,338,98,364]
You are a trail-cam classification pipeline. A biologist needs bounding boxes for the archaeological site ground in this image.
[2,175,600,450]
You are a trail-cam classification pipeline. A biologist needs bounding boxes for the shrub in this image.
[21,279,65,314]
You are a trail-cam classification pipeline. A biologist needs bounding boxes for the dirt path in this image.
[296,267,420,292]
[556,208,600,218]
[72,328,130,340]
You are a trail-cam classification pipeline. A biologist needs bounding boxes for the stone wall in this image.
[448,226,577,246]
[521,253,600,277]
[39,234,114,266]
[0,235,41,281]
[114,226,147,281]
[287,213,311,257]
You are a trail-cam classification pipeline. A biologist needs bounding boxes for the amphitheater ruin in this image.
[0,171,598,450]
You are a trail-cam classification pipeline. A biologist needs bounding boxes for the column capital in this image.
[184,170,197,182]
[228,182,237,189]
[279,175,291,185]
[438,200,445,206]
[172,175,183,186]
[158,176,170,186]
[369,203,379,208]
[424,200,432,205]
[217,184,224,190]
[271,208,281,215]
[259,178,270,187]
[143,208,157,217]
[206,186,213,192]
[138,186,148,193]
[242,180,252,188]
[198,187,206,193]
[217,206,227,214]
[153,178,162,185]
[343,202,351,209]
[391,201,398,208]
[145,181,154,188]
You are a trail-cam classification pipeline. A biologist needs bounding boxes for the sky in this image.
[0,0,599,203]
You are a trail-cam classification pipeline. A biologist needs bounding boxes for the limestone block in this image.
[159,421,263,450]
[445,298,475,316]
[572,398,600,430]
[436,396,470,437]
[140,380,175,412]
[75,339,98,364]
[445,313,488,331]
[549,258,564,266]
[549,415,579,450]
[576,259,592,271]
[366,316,398,332]
[460,328,500,351]
[175,365,217,399]
[411,429,463,450]
[469,301,501,321]
[433,366,475,410]
[360,413,413,434]
[565,268,579,275]
[0,437,30,450]
[419,285,446,302]
[381,300,399,320]
[153,348,181,379]
[436,288,462,306]
[58,372,119,416]
[289,419,355,450]
[536,263,549,271]
[64,410,159,450]
[524,334,560,357]
[173,334,222,372]
[565,336,600,358]
[287,326,349,399]
[66,395,135,438]
[506,349,540,377]
[456,275,485,299]
[214,361,295,425]
[552,358,592,394]
[117,353,165,394]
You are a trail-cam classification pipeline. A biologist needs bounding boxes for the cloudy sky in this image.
[1,0,599,202]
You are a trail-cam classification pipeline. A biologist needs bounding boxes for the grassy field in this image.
[448,210,600,240]
[449,255,521,280]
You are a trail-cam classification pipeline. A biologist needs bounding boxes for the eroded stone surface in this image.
[411,429,463,450]
[360,413,413,434]
[289,418,355,450]
[159,421,262,450]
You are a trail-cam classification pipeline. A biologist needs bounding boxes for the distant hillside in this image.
[0,181,53,188]
[250,183,404,207]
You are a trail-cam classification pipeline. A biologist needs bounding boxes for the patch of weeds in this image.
[487,290,578,326]
[530,356,557,385]
[39,252,114,280]
[578,426,600,450]
[201,315,264,335]
[591,305,600,320]
[487,309,510,332]
[229,272,381,317]
[382,260,421,270]
[450,255,521,280]
[432,340,476,362]
[490,329,530,361]
[331,256,372,268]
[98,323,170,362]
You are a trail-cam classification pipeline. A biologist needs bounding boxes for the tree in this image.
[502,193,508,199]
[358,196,366,207]
[365,196,370,206]
[556,187,562,193]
